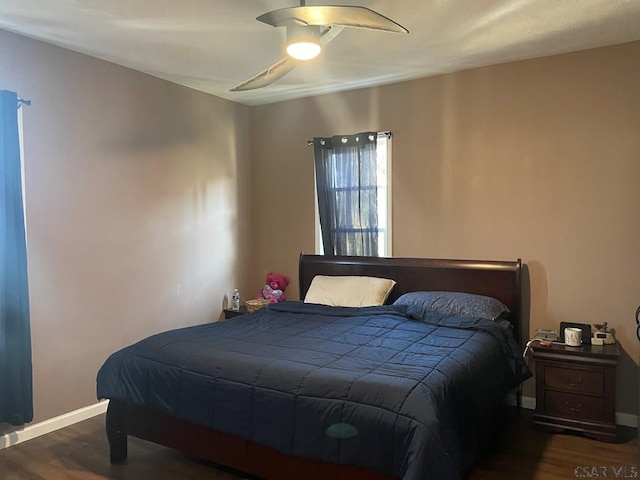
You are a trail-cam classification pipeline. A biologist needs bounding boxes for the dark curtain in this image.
[0,90,33,425]
[314,132,379,256]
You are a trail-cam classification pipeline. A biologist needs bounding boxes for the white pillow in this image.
[304,275,396,307]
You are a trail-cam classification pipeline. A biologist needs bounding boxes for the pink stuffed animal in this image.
[261,272,290,303]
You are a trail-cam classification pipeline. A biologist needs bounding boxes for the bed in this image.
[97,254,529,480]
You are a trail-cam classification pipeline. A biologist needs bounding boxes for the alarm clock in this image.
[591,331,615,345]
[592,322,616,345]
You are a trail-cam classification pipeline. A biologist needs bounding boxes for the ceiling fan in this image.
[230,1,409,92]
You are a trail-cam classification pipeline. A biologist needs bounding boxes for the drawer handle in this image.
[565,376,583,387]
[564,401,583,412]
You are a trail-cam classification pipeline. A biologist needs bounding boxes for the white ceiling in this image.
[1,1,640,106]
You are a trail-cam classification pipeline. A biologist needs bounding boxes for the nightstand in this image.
[532,342,620,442]
[222,306,248,319]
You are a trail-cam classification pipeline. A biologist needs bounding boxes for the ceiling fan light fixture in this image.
[286,24,322,60]
[233,3,409,91]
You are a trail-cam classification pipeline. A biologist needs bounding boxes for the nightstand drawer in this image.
[545,391,604,421]
[544,366,603,395]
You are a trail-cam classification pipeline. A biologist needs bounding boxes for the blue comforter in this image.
[97,302,530,480]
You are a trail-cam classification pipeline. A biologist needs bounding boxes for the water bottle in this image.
[231,289,240,311]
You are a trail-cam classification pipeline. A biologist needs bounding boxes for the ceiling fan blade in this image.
[319,24,344,45]
[230,56,300,92]
[257,6,408,34]
[230,27,342,92]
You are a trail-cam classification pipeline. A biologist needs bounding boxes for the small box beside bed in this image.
[97,254,530,480]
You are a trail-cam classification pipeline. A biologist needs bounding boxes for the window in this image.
[314,132,392,257]
[18,101,27,224]
[375,134,391,256]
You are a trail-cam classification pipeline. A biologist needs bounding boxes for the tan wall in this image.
[0,30,251,427]
[250,42,640,415]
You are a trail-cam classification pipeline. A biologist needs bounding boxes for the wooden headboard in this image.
[299,253,522,339]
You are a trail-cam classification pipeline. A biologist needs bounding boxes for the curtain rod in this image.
[307,131,391,146]
[18,98,31,108]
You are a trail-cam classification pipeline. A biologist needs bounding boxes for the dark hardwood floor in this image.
[0,408,636,480]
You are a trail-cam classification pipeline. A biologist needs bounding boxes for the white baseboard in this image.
[616,412,638,429]
[506,394,536,410]
[505,394,638,428]
[0,400,109,450]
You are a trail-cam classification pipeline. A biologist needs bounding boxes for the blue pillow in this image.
[393,291,509,320]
